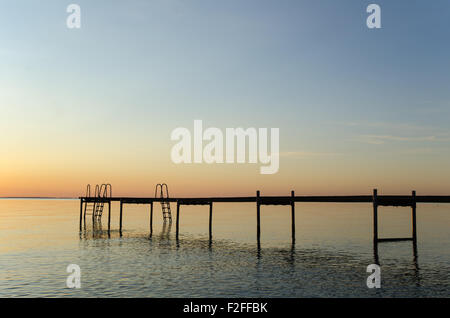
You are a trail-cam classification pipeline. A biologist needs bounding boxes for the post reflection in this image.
[373,240,420,286]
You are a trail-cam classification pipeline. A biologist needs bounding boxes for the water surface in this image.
[0,199,449,297]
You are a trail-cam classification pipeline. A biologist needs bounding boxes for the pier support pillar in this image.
[373,240,379,265]
[256,190,261,245]
[291,190,295,243]
[412,190,417,242]
[209,202,213,241]
[108,201,111,232]
[150,202,153,235]
[79,199,83,231]
[119,201,123,235]
[176,202,180,239]
[373,189,378,243]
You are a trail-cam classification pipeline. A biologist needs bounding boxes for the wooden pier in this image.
[79,187,450,246]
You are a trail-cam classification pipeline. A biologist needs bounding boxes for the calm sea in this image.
[0,199,449,297]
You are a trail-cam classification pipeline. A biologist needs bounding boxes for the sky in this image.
[1,0,450,197]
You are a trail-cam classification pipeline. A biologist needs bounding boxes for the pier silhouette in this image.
[79,184,450,249]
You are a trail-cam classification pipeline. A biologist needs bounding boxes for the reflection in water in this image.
[412,242,421,286]
[160,222,171,240]
[80,223,408,294]
[80,219,110,240]
[2,224,447,297]
[411,241,421,286]
[78,216,425,294]
[93,219,103,237]
[373,240,421,287]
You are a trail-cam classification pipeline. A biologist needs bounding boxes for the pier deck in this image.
[78,190,450,248]
[79,195,450,204]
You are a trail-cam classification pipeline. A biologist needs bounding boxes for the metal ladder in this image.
[84,183,112,220]
[155,183,172,223]
[83,184,94,219]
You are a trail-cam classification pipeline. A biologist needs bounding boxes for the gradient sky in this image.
[1,0,450,197]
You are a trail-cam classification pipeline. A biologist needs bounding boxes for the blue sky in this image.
[1,0,450,195]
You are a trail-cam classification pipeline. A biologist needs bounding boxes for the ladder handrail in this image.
[105,183,112,198]
[94,184,100,198]
[82,183,111,200]
[154,183,169,199]
[85,184,91,198]
[154,184,161,198]
[162,183,169,199]
[99,184,106,198]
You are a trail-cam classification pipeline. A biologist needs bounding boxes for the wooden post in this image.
[412,190,417,242]
[209,202,213,241]
[373,189,378,242]
[150,202,153,235]
[83,199,86,223]
[256,190,261,244]
[108,201,111,232]
[373,240,379,265]
[79,199,83,231]
[176,202,180,239]
[291,190,295,243]
[119,201,123,235]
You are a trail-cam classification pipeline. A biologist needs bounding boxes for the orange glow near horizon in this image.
[1,152,450,197]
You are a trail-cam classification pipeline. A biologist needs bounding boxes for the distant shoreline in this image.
[0,197,77,200]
